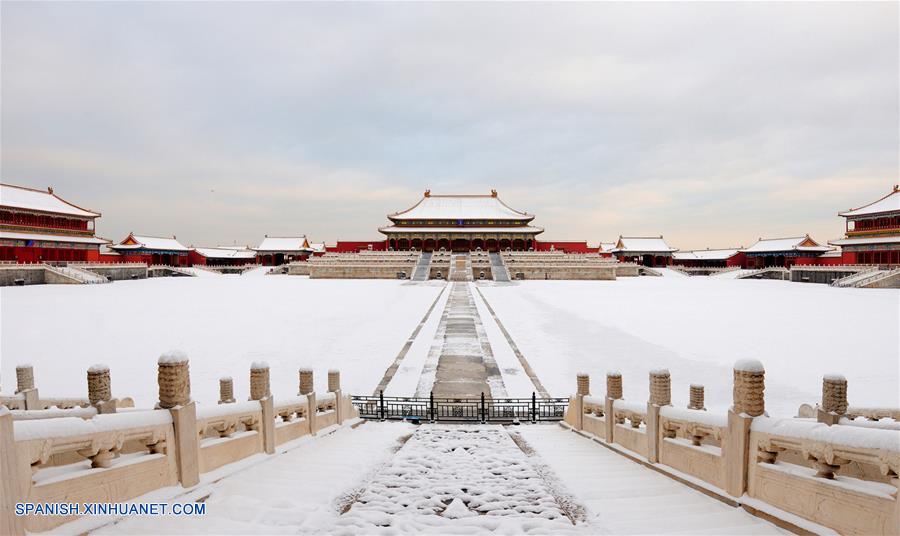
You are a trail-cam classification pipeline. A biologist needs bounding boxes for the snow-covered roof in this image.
[742,236,830,253]
[308,242,326,253]
[388,190,533,221]
[673,248,740,261]
[111,233,189,251]
[379,226,543,234]
[829,236,900,246]
[193,247,257,259]
[612,236,677,253]
[0,183,100,217]
[839,186,900,217]
[0,230,109,244]
[255,235,311,252]
[597,242,616,253]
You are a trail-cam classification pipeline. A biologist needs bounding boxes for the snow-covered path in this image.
[414,283,508,398]
[515,425,783,535]
[333,424,585,534]
[100,422,415,534]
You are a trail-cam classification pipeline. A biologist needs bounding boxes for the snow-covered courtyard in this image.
[479,276,899,416]
[1,276,443,406]
[2,275,897,416]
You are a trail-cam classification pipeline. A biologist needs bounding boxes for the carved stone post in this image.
[649,369,671,406]
[733,360,765,417]
[15,364,34,393]
[260,395,275,454]
[689,384,706,411]
[647,369,670,463]
[158,351,198,487]
[328,369,341,393]
[817,374,848,426]
[605,371,622,443]
[726,359,765,498]
[0,408,25,535]
[577,373,590,396]
[87,364,116,414]
[219,376,235,404]
[306,391,318,436]
[157,351,191,409]
[249,362,270,401]
[299,368,314,395]
[15,364,39,410]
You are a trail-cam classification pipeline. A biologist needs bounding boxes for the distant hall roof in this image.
[612,236,677,253]
[742,236,830,254]
[1,183,100,217]
[389,190,533,221]
[193,247,257,259]
[673,248,740,261]
[112,233,189,252]
[255,235,311,252]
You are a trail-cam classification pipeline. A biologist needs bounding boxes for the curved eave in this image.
[0,203,100,219]
[386,193,535,223]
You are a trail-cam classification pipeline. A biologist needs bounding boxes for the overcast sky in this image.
[2,2,898,249]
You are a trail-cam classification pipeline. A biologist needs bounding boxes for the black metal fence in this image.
[351,392,568,423]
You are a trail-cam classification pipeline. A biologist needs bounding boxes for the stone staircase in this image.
[43,264,109,284]
[412,251,432,281]
[834,266,900,288]
[449,253,471,282]
[736,267,789,280]
[148,265,197,277]
[831,266,881,287]
[489,252,510,282]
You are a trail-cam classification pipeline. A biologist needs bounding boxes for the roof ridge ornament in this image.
[491,189,497,197]
[424,189,431,197]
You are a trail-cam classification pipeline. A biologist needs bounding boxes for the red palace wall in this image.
[327,240,387,253]
[534,241,596,254]
[0,245,100,263]
[114,252,189,266]
[793,256,845,266]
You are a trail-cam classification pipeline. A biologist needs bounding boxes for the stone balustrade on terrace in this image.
[1,360,358,534]
[565,365,900,535]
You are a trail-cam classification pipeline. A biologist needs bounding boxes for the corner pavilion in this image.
[379,190,543,252]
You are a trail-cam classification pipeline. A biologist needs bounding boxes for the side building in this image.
[254,235,313,265]
[110,233,190,266]
[741,236,831,269]
[673,248,745,268]
[830,186,900,265]
[0,183,108,263]
[189,246,257,266]
[379,190,543,252]
[610,236,677,267]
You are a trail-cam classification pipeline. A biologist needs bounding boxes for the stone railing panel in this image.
[748,417,900,535]
[12,411,177,533]
[659,407,729,489]
[196,401,264,474]
[611,400,649,458]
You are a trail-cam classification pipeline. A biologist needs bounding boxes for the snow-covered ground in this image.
[96,421,415,534]
[478,278,899,416]
[1,277,442,406]
[2,276,896,417]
